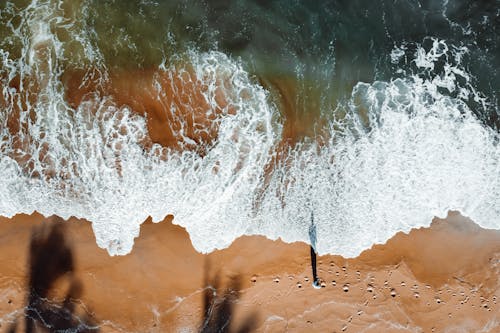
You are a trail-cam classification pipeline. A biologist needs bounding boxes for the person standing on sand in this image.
[309,213,321,289]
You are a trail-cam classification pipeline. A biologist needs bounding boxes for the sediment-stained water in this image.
[0,0,498,258]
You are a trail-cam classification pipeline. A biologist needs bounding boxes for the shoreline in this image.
[0,211,498,332]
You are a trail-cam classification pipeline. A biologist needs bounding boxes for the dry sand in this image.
[0,211,498,332]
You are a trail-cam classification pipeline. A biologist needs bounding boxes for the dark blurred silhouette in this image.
[200,259,258,333]
[4,218,261,332]
[8,218,99,333]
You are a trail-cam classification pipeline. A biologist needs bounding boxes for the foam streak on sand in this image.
[0,1,499,256]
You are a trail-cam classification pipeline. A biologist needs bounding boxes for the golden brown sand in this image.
[0,212,498,332]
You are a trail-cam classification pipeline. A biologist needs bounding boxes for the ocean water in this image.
[0,0,498,256]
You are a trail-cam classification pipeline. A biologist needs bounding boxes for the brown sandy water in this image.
[0,212,498,332]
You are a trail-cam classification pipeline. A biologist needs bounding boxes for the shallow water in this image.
[0,0,498,256]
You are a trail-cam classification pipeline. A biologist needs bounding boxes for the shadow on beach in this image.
[6,218,99,333]
[200,259,258,333]
[3,217,260,332]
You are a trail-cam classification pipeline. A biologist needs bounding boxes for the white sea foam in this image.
[0,0,279,255]
[250,39,499,257]
[0,2,498,256]
[255,78,499,257]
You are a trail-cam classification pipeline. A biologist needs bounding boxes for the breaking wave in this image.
[0,1,498,256]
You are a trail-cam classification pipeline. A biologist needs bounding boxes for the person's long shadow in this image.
[200,259,258,333]
[7,218,99,333]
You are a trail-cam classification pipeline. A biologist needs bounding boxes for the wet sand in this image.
[0,212,498,332]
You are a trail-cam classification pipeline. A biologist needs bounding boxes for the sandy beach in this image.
[0,212,498,332]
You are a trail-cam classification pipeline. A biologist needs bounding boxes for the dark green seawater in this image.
[95,0,499,128]
[1,0,498,128]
